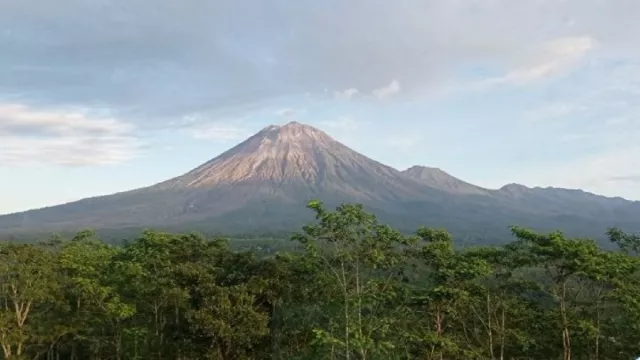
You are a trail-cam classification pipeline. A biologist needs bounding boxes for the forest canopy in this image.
[0,201,639,360]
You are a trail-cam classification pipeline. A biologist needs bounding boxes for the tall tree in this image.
[293,200,415,359]
[0,243,60,359]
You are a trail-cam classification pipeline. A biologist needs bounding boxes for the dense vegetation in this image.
[1,201,639,360]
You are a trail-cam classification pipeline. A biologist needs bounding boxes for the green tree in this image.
[293,200,415,359]
[0,243,60,359]
[405,228,492,360]
[59,230,134,360]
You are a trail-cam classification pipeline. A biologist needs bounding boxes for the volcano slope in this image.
[1,121,638,244]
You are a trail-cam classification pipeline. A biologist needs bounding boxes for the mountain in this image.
[402,165,489,195]
[0,121,638,244]
[0,122,436,235]
[154,121,433,201]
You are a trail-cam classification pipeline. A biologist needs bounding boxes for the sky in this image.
[1,0,640,215]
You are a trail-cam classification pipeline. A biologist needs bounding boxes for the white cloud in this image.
[372,80,401,99]
[505,36,595,83]
[462,36,596,92]
[0,103,140,167]
[0,103,134,134]
[3,0,640,117]
[2,2,640,196]
[335,88,360,100]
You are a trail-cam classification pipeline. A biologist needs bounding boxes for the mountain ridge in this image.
[0,121,638,243]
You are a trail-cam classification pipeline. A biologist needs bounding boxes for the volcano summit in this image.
[154,121,429,200]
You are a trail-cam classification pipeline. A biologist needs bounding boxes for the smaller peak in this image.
[403,165,449,177]
[501,183,528,189]
[402,165,489,194]
[500,183,530,192]
[405,165,444,172]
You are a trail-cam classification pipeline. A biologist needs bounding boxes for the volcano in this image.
[1,121,638,243]
[154,121,431,200]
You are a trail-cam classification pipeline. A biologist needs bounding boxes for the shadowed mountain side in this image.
[402,166,640,222]
[494,184,640,222]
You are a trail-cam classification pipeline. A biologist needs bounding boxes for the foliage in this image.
[0,201,638,359]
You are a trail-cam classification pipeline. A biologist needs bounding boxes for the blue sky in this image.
[1,0,640,214]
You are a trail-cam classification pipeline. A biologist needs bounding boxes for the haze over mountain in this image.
[0,122,638,243]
